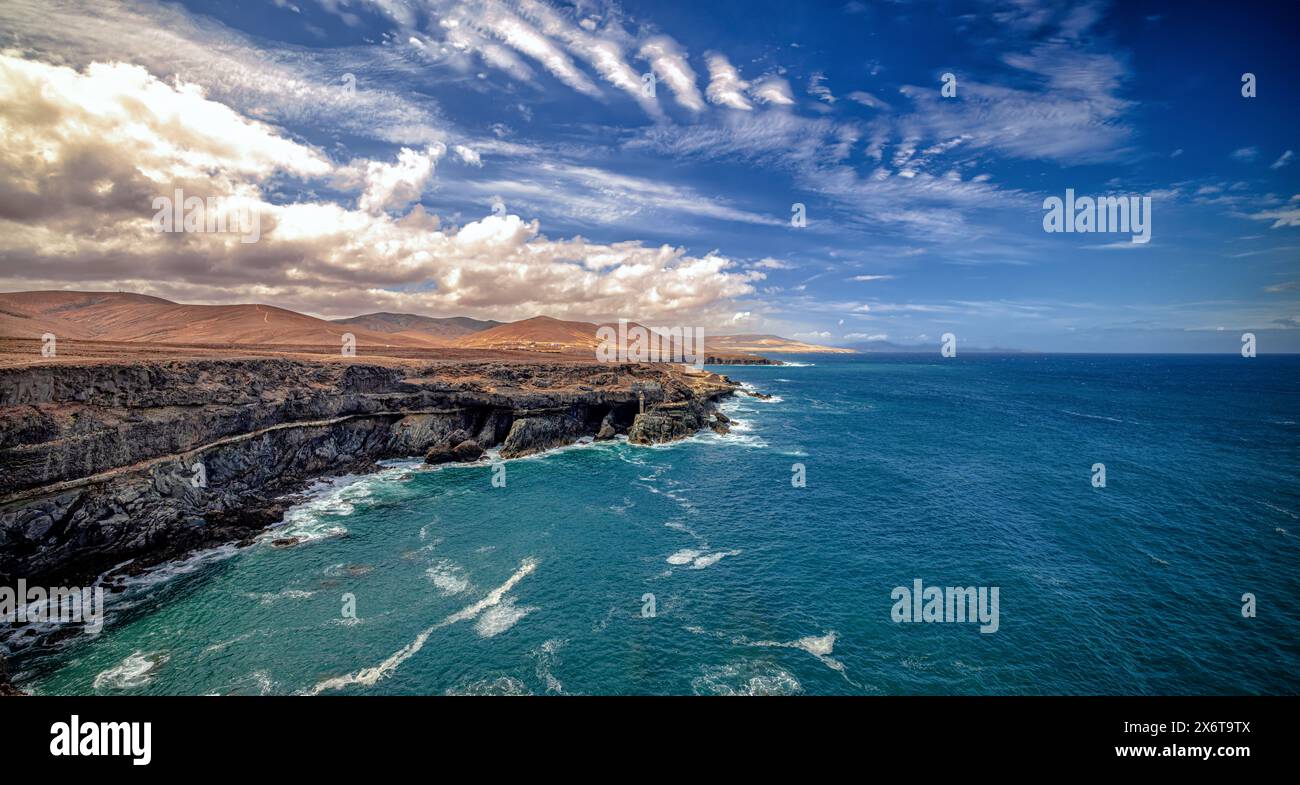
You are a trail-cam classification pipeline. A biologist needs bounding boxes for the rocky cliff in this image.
[0,356,737,588]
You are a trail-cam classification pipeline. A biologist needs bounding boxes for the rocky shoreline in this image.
[0,355,740,689]
[1,356,738,588]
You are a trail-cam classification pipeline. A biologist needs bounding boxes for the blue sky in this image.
[0,0,1297,351]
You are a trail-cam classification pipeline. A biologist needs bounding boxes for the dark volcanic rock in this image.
[426,438,484,464]
[595,412,617,441]
[452,439,485,462]
[0,356,739,594]
[500,415,585,458]
[0,664,24,697]
[627,400,713,445]
[424,445,456,465]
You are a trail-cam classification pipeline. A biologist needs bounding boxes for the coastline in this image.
[1,351,739,586]
[0,349,743,691]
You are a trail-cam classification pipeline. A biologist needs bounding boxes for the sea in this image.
[9,354,1300,695]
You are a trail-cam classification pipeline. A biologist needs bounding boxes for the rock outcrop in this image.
[0,356,738,587]
[595,412,617,441]
[627,400,714,445]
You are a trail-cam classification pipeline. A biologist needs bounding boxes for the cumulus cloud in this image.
[344,145,445,214]
[0,55,330,224]
[453,144,483,166]
[0,53,761,324]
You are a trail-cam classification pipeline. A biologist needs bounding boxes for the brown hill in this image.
[0,291,442,348]
[453,315,603,352]
[0,291,853,357]
[332,312,501,340]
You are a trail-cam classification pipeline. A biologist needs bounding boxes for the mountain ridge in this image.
[0,291,850,356]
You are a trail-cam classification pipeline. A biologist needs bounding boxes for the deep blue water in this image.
[13,354,1300,695]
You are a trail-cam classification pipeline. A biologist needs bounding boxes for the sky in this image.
[0,0,1297,351]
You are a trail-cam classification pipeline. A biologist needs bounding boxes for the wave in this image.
[305,558,538,694]
[747,631,845,673]
[691,660,802,696]
[93,651,169,690]
[666,548,741,570]
[532,639,567,694]
[1061,409,1127,424]
[425,559,471,596]
[244,589,315,606]
[1262,501,1299,520]
[268,473,389,545]
[445,676,532,696]
[474,597,536,638]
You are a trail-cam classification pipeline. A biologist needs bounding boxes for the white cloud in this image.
[845,90,887,110]
[1231,146,1260,163]
[0,53,761,325]
[343,145,445,214]
[808,71,835,103]
[453,144,483,166]
[639,35,705,112]
[850,274,894,281]
[469,2,603,98]
[1250,207,1300,228]
[704,53,752,110]
[511,0,661,116]
[1271,150,1294,169]
[844,332,886,341]
[751,75,795,105]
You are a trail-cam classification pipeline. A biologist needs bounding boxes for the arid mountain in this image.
[453,315,602,352]
[0,292,851,357]
[332,312,501,340]
[706,334,856,354]
[0,291,443,348]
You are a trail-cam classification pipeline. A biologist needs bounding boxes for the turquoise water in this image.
[13,354,1300,695]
